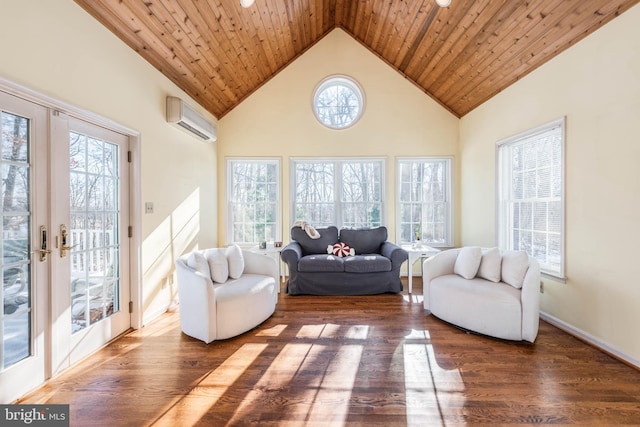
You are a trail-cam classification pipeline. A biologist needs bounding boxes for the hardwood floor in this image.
[20,280,640,426]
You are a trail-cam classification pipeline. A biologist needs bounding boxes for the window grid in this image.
[498,119,564,278]
[397,158,452,247]
[292,159,384,229]
[227,159,280,245]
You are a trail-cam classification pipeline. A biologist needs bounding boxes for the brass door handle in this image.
[37,225,50,262]
[59,224,77,258]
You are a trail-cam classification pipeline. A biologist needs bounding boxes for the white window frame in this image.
[290,157,385,229]
[226,158,281,245]
[496,117,565,279]
[396,157,453,247]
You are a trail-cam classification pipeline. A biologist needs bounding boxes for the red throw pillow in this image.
[332,242,354,257]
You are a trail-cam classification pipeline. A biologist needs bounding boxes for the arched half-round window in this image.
[312,76,365,129]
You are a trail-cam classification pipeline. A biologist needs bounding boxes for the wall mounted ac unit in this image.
[166,96,217,141]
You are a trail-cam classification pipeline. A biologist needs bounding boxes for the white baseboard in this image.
[540,311,640,370]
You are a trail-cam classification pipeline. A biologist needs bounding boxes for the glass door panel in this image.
[69,132,121,333]
[0,91,48,404]
[1,111,31,369]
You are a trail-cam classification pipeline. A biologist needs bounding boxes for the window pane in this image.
[228,160,280,244]
[397,159,451,246]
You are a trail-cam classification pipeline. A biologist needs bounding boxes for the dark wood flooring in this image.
[19,280,640,426]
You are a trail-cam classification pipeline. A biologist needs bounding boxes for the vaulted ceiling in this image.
[74,0,639,119]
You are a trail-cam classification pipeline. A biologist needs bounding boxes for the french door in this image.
[0,91,131,402]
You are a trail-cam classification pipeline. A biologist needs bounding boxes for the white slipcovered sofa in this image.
[422,247,541,342]
[175,245,278,343]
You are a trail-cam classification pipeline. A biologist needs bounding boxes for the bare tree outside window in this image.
[398,158,452,247]
[69,132,120,333]
[313,76,364,129]
[293,159,383,229]
[1,111,31,368]
[228,160,279,244]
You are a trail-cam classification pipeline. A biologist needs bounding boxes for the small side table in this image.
[249,244,286,292]
[401,244,441,294]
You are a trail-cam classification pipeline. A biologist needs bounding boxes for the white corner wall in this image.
[460,4,640,363]
[217,28,460,246]
[0,0,218,325]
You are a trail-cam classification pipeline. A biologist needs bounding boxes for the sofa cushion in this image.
[187,251,210,278]
[477,247,502,283]
[339,227,387,254]
[298,254,345,272]
[226,244,245,279]
[501,250,529,289]
[454,246,482,279]
[344,255,391,273]
[205,248,229,283]
[292,226,339,256]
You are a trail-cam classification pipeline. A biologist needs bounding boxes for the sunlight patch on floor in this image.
[256,324,288,336]
[295,323,369,340]
[403,343,465,426]
[152,343,268,426]
[403,293,423,303]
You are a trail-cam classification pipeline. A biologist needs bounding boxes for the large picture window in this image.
[397,158,453,247]
[227,159,281,245]
[292,159,383,229]
[497,118,565,278]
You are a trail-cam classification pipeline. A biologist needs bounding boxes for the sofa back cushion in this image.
[477,247,502,283]
[339,227,388,254]
[454,246,482,279]
[187,251,211,278]
[501,250,529,288]
[225,244,245,279]
[292,225,339,256]
[204,248,229,283]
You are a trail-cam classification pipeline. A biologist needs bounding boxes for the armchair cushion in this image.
[453,246,482,279]
[226,244,245,279]
[501,250,529,288]
[477,247,502,283]
[205,248,229,283]
[187,251,210,277]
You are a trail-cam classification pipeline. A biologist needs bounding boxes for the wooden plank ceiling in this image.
[74,0,639,118]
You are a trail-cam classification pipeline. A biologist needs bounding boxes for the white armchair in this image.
[175,248,278,343]
[423,247,541,342]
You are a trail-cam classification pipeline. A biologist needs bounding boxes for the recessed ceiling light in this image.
[436,0,451,7]
[240,0,255,8]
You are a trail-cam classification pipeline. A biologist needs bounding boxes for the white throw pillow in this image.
[501,250,529,288]
[453,246,482,279]
[226,244,245,279]
[477,247,502,282]
[187,251,210,278]
[205,248,229,283]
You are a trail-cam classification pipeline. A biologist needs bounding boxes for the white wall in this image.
[217,29,460,247]
[460,4,640,363]
[0,0,218,324]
